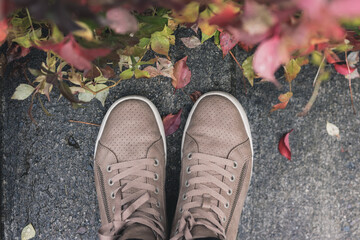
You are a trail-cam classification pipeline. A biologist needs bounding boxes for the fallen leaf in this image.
[270,101,289,112]
[172,2,199,23]
[163,109,182,136]
[278,129,294,160]
[334,64,355,76]
[278,91,293,102]
[150,26,174,57]
[38,35,111,70]
[242,55,255,86]
[326,121,340,138]
[347,51,359,67]
[181,36,201,48]
[106,7,138,34]
[220,31,238,57]
[21,223,36,240]
[0,19,8,44]
[198,8,218,37]
[189,91,202,102]
[134,68,150,79]
[172,56,191,91]
[209,4,239,28]
[11,84,35,100]
[284,59,301,83]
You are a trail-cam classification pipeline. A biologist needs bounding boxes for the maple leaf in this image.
[38,35,111,70]
[278,129,294,161]
[163,109,182,136]
[106,7,138,34]
[220,31,238,57]
[172,56,191,91]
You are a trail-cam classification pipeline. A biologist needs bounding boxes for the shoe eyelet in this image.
[156,201,160,208]
[222,217,227,222]
[187,153,192,160]
[186,166,191,174]
[106,165,112,172]
[224,202,230,208]
[185,181,190,187]
[108,179,114,186]
[179,207,183,213]
[182,194,187,200]
[155,187,159,194]
[233,161,238,169]
[110,192,115,199]
[227,189,233,196]
[230,175,235,182]
[154,159,159,166]
[154,173,159,181]
[112,206,115,213]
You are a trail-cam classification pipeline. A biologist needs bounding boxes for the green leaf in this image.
[334,43,353,52]
[311,51,323,66]
[284,59,301,83]
[120,69,134,80]
[21,223,36,240]
[214,30,220,46]
[51,24,64,42]
[139,37,150,48]
[201,32,215,43]
[318,71,330,82]
[242,55,255,86]
[28,68,41,77]
[95,88,109,107]
[11,84,35,100]
[151,33,170,56]
[134,69,150,78]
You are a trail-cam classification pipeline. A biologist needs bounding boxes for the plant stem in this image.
[345,50,356,114]
[69,120,100,127]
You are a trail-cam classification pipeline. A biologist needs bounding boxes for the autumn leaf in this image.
[242,55,255,86]
[150,26,175,57]
[172,56,191,91]
[208,4,239,28]
[270,92,293,113]
[326,121,340,138]
[278,129,294,160]
[106,7,138,34]
[220,31,238,57]
[198,8,217,37]
[143,58,174,78]
[189,91,202,103]
[172,2,199,23]
[334,64,355,75]
[284,59,301,83]
[181,36,201,49]
[38,35,111,70]
[163,109,182,136]
[0,19,8,44]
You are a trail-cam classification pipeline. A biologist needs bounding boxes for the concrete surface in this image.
[1,28,360,239]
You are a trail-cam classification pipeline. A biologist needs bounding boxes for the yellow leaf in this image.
[198,9,217,36]
[73,21,94,41]
[172,2,199,23]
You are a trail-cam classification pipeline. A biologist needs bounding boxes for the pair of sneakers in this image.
[93,91,253,240]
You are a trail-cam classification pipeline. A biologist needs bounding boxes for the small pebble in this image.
[76,226,87,235]
[68,135,80,149]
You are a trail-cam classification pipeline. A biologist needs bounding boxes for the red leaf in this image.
[278,129,293,160]
[0,19,8,44]
[38,35,111,70]
[253,36,288,86]
[270,101,289,113]
[220,31,238,57]
[325,50,340,64]
[163,109,182,136]
[209,5,239,28]
[172,56,191,91]
[189,91,202,103]
[334,64,355,76]
[106,7,138,34]
[238,41,254,52]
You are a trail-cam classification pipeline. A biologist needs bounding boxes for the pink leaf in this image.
[106,7,138,34]
[39,35,111,70]
[278,129,294,160]
[172,56,192,91]
[181,36,201,49]
[330,0,360,18]
[253,36,288,86]
[220,31,238,57]
[163,109,182,136]
[334,64,355,76]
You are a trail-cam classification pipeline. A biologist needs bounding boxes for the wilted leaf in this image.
[106,7,138,34]
[172,56,191,90]
[242,55,255,86]
[11,84,35,100]
[347,51,359,67]
[278,129,293,160]
[21,223,36,240]
[220,31,238,57]
[326,121,340,138]
[181,36,201,49]
[189,91,202,103]
[334,64,355,75]
[284,59,301,83]
[163,109,182,136]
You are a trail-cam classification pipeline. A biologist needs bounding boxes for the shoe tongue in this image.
[191,225,218,239]
[119,224,156,240]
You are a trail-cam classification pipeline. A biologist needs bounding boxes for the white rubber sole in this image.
[94,96,167,161]
[181,91,253,175]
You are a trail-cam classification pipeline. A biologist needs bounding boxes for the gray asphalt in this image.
[1,28,360,239]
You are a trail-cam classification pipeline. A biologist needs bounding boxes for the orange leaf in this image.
[270,101,289,113]
[278,129,293,160]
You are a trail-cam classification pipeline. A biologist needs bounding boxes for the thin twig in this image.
[345,50,356,114]
[69,120,100,127]
[229,50,247,94]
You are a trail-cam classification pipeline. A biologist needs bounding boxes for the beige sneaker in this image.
[94,96,167,240]
[170,92,253,240]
